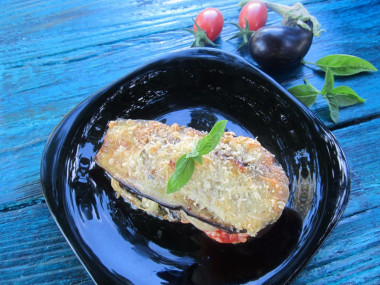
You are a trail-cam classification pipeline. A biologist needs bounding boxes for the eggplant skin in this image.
[249,25,313,69]
[95,119,289,237]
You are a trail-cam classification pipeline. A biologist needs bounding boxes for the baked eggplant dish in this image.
[95,119,289,244]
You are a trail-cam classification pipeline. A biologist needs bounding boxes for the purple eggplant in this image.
[249,24,313,69]
[244,1,323,69]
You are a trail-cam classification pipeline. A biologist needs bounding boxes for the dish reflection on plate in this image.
[41,48,350,284]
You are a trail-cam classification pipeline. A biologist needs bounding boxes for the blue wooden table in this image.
[1,0,379,283]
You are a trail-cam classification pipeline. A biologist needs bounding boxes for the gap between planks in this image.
[330,112,380,131]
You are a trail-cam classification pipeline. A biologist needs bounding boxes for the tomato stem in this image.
[229,19,254,49]
[185,20,218,47]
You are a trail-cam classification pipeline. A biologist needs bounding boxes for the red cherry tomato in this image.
[205,230,250,244]
[239,1,267,31]
[193,8,224,41]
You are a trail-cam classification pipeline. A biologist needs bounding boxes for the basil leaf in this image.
[304,78,320,93]
[314,54,377,76]
[167,155,195,194]
[167,120,227,193]
[193,154,203,165]
[321,68,334,96]
[325,93,339,123]
[330,86,366,107]
[288,83,319,107]
[186,151,199,159]
[195,120,227,155]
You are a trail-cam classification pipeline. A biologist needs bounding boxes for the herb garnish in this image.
[302,54,377,76]
[288,54,377,123]
[167,120,227,194]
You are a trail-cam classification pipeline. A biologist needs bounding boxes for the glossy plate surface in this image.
[41,48,350,284]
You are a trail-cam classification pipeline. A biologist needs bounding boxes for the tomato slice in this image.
[205,230,250,244]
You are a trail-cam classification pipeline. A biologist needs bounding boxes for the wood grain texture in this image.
[1,0,379,283]
[0,202,92,284]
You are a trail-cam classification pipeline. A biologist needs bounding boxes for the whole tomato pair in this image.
[189,2,267,47]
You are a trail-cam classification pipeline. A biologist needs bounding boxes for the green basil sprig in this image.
[302,54,377,76]
[167,120,227,194]
[288,54,376,123]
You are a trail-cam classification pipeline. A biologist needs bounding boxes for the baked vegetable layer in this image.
[95,119,289,236]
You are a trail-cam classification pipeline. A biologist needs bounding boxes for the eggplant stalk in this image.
[239,1,324,37]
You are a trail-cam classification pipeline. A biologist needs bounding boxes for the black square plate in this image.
[41,48,350,284]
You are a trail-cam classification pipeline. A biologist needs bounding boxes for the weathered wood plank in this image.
[294,207,380,284]
[0,202,92,284]
[0,143,45,211]
[330,118,380,217]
